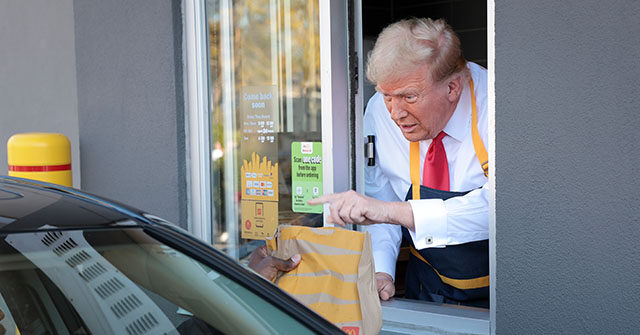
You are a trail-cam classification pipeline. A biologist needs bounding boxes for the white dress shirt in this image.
[363,62,489,280]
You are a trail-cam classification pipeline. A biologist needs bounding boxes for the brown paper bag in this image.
[267,225,382,335]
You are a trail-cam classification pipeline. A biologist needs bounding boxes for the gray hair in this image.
[366,18,467,85]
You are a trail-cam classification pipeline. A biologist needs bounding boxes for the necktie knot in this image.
[422,131,449,191]
[427,132,447,154]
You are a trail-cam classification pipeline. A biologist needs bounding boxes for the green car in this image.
[0,176,341,335]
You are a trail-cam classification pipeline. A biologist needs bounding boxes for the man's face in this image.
[376,64,457,142]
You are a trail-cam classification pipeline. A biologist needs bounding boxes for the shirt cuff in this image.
[407,198,447,249]
[372,249,398,282]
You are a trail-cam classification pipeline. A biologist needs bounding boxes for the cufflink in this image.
[425,236,433,244]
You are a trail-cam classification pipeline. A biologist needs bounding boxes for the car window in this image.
[0,228,314,335]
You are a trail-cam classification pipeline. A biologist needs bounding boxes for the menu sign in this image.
[239,85,280,240]
[241,152,279,239]
[240,86,278,145]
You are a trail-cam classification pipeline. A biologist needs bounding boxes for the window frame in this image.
[184,0,496,333]
[184,0,213,244]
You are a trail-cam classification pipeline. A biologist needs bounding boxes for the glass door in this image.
[194,0,350,260]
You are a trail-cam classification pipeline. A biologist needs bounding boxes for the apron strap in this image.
[410,245,489,290]
[469,78,489,178]
[410,142,421,200]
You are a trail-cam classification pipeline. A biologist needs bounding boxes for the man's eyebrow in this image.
[376,87,418,96]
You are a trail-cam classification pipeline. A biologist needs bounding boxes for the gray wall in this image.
[495,1,640,333]
[74,0,186,225]
[0,0,81,187]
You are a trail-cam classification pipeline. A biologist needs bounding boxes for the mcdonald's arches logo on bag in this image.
[342,326,359,335]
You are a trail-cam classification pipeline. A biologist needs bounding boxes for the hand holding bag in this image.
[267,225,382,335]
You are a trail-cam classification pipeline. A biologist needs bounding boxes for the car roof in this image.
[0,176,150,232]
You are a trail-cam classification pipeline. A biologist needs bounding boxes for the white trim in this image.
[353,0,366,233]
[487,0,497,333]
[319,0,350,227]
[184,0,212,243]
[283,0,294,132]
[353,0,364,192]
[381,299,489,335]
[270,0,278,87]
[219,0,240,259]
[319,0,334,226]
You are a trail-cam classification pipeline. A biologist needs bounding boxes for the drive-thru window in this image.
[184,1,491,333]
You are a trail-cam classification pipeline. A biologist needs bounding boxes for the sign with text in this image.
[240,85,278,146]
[291,142,323,213]
[239,85,279,239]
[241,152,279,239]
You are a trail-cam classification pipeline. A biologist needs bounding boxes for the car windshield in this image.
[0,228,313,335]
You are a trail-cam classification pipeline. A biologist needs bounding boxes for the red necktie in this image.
[422,131,449,191]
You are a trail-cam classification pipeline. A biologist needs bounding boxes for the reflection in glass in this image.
[0,229,312,334]
[206,0,322,259]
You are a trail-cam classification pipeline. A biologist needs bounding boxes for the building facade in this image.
[1,0,639,333]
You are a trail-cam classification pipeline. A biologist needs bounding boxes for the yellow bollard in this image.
[7,133,72,187]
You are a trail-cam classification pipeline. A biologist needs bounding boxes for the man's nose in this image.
[388,99,407,120]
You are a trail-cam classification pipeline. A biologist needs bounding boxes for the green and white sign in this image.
[291,142,323,213]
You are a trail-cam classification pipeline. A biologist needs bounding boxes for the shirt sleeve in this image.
[407,182,489,249]
[364,223,402,281]
[363,164,403,281]
[363,97,403,281]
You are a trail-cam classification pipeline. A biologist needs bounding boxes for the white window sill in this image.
[381,298,489,335]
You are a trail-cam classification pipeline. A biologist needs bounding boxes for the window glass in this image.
[0,229,313,334]
[206,0,322,260]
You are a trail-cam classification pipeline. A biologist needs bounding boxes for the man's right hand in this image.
[375,272,395,301]
[307,191,415,230]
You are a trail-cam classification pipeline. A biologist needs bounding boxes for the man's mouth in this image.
[399,124,417,132]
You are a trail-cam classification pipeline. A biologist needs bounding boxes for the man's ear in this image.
[447,75,463,102]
